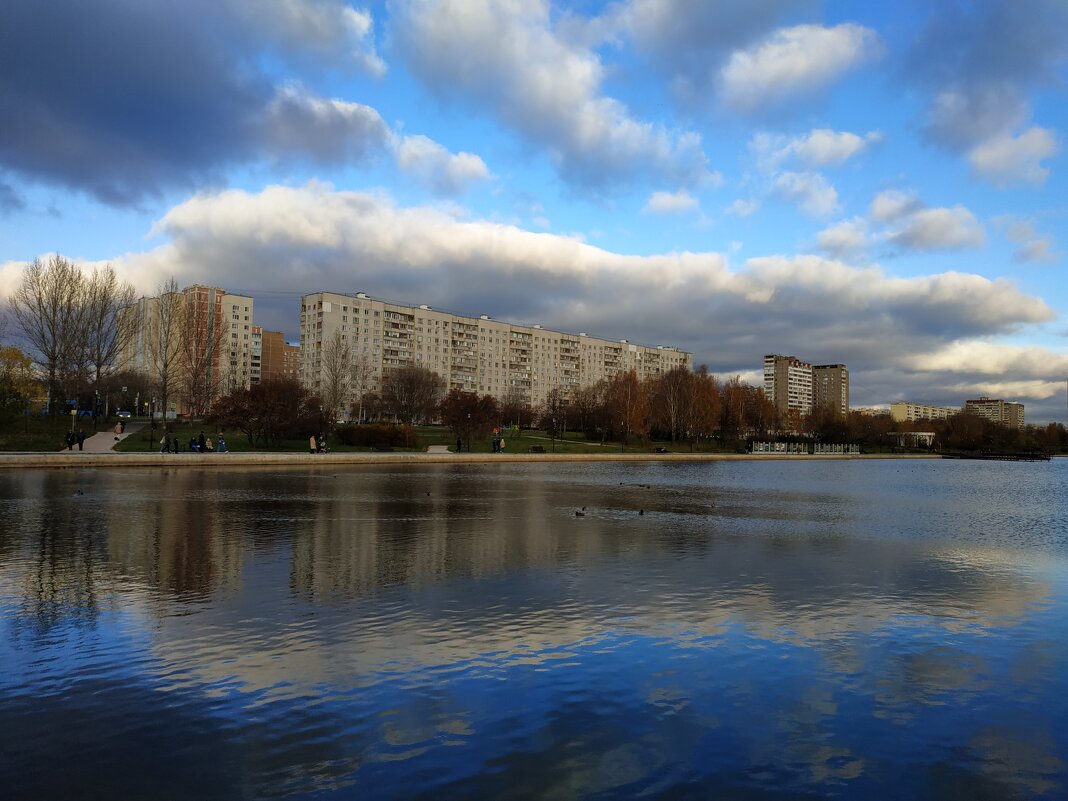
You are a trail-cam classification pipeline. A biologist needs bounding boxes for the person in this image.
[499,437,506,452]
[76,429,86,451]
[189,436,198,452]
[198,431,206,452]
[319,433,328,454]
[205,436,213,452]
[114,421,122,441]
[309,434,317,454]
[456,438,462,453]
[65,431,74,451]
[217,435,228,453]
[160,433,169,454]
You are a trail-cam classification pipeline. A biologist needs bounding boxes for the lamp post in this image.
[467,412,471,453]
[551,416,556,453]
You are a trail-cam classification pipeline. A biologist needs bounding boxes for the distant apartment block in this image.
[259,330,300,382]
[889,402,959,423]
[764,355,849,418]
[118,284,256,409]
[964,397,1025,428]
[300,291,692,410]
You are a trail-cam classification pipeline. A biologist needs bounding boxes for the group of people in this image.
[63,430,86,451]
[159,430,228,454]
[309,433,328,453]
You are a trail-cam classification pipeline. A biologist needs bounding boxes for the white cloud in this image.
[725,199,759,217]
[968,126,1058,187]
[773,172,839,217]
[907,341,1068,379]
[817,218,868,258]
[752,128,881,170]
[886,206,986,251]
[870,189,922,223]
[719,24,882,112]
[998,217,1059,264]
[390,0,712,189]
[395,135,491,195]
[643,190,698,215]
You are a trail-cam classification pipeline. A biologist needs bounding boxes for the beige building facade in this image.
[964,397,1025,428]
[889,402,959,423]
[299,291,692,411]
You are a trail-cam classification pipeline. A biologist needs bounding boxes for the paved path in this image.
[57,422,145,453]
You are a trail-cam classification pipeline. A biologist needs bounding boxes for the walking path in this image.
[56,422,145,453]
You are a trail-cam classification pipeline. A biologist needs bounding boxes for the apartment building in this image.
[299,291,692,411]
[813,364,849,416]
[118,285,256,409]
[964,397,1025,428]
[763,355,812,418]
[889,401,959,423]
[259,330,301,382]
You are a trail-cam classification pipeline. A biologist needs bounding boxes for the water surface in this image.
[2,460,1067,799]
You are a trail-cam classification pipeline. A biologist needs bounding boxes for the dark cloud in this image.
[0,1,387,205]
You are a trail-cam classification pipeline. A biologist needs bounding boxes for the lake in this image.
[2,459,1067,800]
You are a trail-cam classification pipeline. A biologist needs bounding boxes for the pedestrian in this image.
[114,422,122,441]
[160,434,169,454]
[499,437,506,452]
[205,436,213,452]
[198,431,206,452]
[65,431,74,451]
[77,429,86,451]
[319,433,328,454]
[456,438,462,453]
[309,434,317,454]
[217,435,228,453]
[189,436,198,452]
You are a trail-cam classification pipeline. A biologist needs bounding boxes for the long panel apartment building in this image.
[300,291,692,410]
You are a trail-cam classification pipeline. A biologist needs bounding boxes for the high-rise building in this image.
[258,330,302,382]
[964,397,1025,428]
[813,364,849,416]
[763,355,813,418]
[300,291,691,412]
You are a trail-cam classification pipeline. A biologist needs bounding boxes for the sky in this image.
[1,0,1067,421]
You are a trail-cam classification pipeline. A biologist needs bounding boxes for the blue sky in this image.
[1,0,1066,420]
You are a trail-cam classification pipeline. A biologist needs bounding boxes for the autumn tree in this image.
[438,389,499,447]
[605,369,651,451]
[381,365,445,425]
[0,345,40,421]
[683,366,721,450]
[650,366,691,442]
[571,380,609,440]
[212,378,322,447]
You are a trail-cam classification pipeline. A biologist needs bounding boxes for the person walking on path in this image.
[160,433,169,454]
[198,431,206,452]
[309,434,317,454]
[76,429,86,451]
[114,422,122,441]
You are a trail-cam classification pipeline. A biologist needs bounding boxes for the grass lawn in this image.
[0,414,113,452]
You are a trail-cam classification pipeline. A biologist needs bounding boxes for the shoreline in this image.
[0,451,942,470]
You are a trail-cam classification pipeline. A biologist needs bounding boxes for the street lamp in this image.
[467,412,471,453]
[551,416,556,453]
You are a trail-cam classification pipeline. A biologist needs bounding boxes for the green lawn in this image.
[0,414,110,451]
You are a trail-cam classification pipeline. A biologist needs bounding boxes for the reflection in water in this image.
[1,460,1067,800]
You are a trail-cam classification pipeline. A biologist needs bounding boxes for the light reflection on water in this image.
[1,460,1067,800]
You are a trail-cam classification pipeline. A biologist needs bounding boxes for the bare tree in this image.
[320,328,351,424]
[350,351,375,421]
[605,369,651,451]
[149,278,185,431]
[83,264,136,386]
[9,255,87,412]
[651,365,690,442]
[178,288,227,417]
[381,365,445,425]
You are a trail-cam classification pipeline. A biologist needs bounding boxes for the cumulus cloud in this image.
[725,199,760,217]
[869,189,922,223]
[968,127,1058,187]
[389,0,713,189]
[817,218,868,258]
[395,135,491,195]
[643,190,698,215]
[719,24,882,112]
[886,206,985,251]
[773,172,839,217]
[997,217,1059,264]
[752,129,881,170]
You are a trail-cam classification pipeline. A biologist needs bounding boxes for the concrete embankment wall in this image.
[0,452,939,470]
